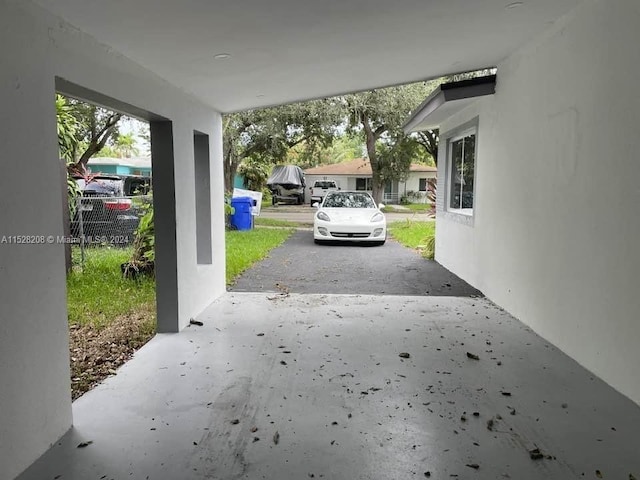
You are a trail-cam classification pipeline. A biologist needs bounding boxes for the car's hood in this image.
[320,208,384,222]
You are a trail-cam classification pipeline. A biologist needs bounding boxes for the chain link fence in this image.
[70,194,152,267]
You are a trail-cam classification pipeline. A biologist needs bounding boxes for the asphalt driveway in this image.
[229,230,481,296]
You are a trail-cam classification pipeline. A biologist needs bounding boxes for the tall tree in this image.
[287,133,364,169]
[237,157,271,191]
[375,132,422,187]
[223,99,341,192]
[112,132,139,158]
[343,81,438,203]
[68,100,122,169]
[414,130,439,166]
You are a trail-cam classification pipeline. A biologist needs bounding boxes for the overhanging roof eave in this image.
[403,74,497,133]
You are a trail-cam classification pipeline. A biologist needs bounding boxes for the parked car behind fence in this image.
[70,175,152,246]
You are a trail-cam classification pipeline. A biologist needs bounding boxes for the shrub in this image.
[424,233,435,260]
[122,203,155,278]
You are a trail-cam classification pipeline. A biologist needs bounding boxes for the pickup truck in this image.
[309,180,339,205]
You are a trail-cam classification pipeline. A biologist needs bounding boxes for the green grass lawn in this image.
[387,220,436,259]
[67,247,156,328]
[68,227,294,326]
[403,203,432,213]
[383,203,432,213]
[253,217,300,228]
[226,227,294,283]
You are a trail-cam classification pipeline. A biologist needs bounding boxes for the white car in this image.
[313,191,386,245]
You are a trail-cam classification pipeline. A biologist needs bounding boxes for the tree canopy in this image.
[223,99,342,191]
[223,79,446,198]
[68,100,122,169]
[342,81,439,202]
[55,95,148,176]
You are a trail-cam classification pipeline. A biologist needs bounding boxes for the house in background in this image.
[304,158,436,204]
[87,156,152,176]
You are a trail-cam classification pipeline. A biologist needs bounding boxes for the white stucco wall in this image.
[436,0,640,404]
[400,171,437,202]
[304,174,437,203]
[0,1,226,478]
[344,177,360,191]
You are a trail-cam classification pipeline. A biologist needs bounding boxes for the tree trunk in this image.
[416,130,439,166]
[76,113,121,168]
[371,181,384,205]
[368,160,384,204]
[362,115,384,204]
[224,156,240,193]
[59,158,72,274]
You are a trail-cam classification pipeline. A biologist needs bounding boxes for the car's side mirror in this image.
[378,203,386,209]
[312,202,320,208]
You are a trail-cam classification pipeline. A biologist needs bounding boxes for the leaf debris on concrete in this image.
[486,418,495,431]
[528,447,555,461]
[529,448,544,460]
[273,431,280,445]
[466,352,480,360]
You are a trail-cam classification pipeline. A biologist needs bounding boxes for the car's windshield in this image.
[323,192,375,208]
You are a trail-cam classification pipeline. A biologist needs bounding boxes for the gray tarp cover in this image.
[267,165,305,187]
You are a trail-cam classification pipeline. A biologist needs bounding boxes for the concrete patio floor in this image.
[18,293,640,480]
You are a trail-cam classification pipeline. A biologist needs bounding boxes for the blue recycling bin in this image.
[230,196,254,230]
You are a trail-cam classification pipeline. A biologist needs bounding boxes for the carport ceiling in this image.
[33,0,583,112]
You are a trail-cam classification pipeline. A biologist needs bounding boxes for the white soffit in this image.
[31,0,584,112]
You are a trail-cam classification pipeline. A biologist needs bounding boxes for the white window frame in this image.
[445,121,478,218]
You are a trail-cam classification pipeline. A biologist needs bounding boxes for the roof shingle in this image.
[304,158,436,175]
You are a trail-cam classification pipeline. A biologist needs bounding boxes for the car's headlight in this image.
[370,212,384,222]
[317,211,331,222]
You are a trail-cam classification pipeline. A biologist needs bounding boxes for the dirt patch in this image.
[69,306,156,400]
